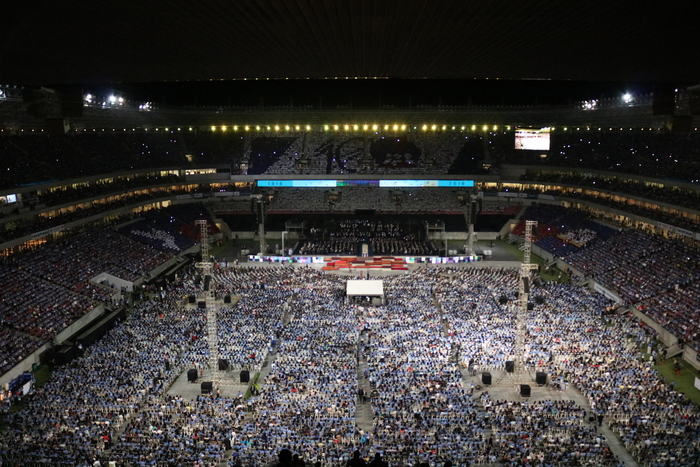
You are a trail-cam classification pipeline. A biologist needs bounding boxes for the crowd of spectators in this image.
[239,278,358,463]
[0,295,207,465]
[522,171,700,212]
[0,264,101,341]
[0,187,198,245]
[269,187,464,214]
[37,173,184,207]
[525,282,700,466]
[0,226,177,378]
[298,220,436,256]
[509,205,700,346]
[559,192,700,233]
[492,130,700,182]
[565,229,700,301]
[117,203,218,253]
[2,130,700,192]
[637,283,700,345]
[1,264,699,466]
[507,204,618,257]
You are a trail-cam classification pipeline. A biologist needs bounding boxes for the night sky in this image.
[2,1,698,106]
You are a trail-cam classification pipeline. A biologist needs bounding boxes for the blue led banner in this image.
[257,179,474,188]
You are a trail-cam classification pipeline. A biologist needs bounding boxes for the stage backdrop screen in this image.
[514,128,551,151]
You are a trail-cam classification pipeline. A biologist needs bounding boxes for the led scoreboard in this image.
[257,179,474,188]
[514,128,551,151]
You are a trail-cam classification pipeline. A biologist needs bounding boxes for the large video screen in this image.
[514,128,551,151]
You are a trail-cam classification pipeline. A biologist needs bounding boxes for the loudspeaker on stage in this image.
[520,384,531,397]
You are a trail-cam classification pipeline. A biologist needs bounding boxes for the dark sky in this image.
[2,1,698,106]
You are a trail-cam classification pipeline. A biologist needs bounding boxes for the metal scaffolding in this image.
[515,220,538,376]
[195,220,218,387]
[462,190,479,256]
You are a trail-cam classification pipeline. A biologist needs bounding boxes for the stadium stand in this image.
[2,266,698,466]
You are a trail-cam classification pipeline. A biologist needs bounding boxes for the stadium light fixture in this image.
[623,93,633,103]
[211,126,216,131]
[109,95,116,104]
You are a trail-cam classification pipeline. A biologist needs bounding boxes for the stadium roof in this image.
[2,0,699,86]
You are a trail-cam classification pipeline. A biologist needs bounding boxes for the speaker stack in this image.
[218,359,229,371]
[201,381,213,394]
[188,295,195,304]
[240,370,250,383]
[481,372,492,385]
[520,384,531,397]
[536,372,547,386]
[187,368,198,382]
[197,301,206,309]
[505,361,515,373]
[224,295,231,304]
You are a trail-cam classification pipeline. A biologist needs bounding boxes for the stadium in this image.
[1,2,700,466]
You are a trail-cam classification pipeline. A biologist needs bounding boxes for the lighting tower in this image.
[195,219,218,387]
[254,195,267,256]
[462,190,479,256]
[515,220,538,374]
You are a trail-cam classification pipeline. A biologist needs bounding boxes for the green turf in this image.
[654,356,700,407]
[32,364,52,387]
